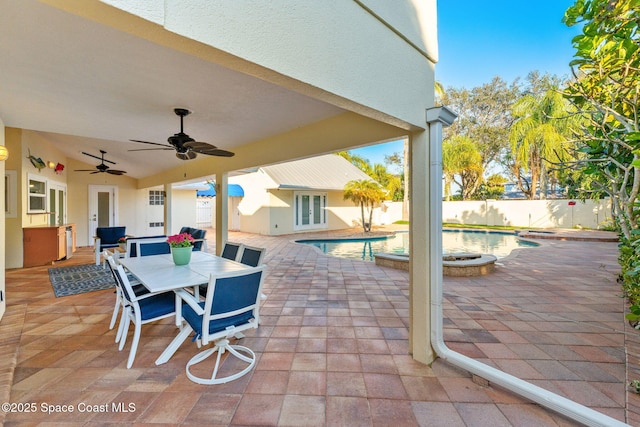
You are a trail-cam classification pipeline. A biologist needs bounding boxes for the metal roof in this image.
[261,154,373,190]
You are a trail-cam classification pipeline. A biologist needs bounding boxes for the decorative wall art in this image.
[27,149,46,171]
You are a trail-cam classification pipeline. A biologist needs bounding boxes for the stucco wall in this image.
[4,129,177,268]
[0,118,5,319]
[169,189,198,235]
[442,199,613,229]
[101,0,436,129]
[4,128,22,270]
[65,158,145,247]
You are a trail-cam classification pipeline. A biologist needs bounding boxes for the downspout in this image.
[426,106,628,427]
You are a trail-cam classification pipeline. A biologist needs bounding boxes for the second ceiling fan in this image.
[129,108,234,160]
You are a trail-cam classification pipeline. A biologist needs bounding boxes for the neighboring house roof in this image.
[261,154,373,190]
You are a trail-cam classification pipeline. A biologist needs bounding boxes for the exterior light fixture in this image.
[0,146,8,161]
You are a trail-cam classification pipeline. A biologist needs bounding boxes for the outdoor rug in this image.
[48,264,114,297]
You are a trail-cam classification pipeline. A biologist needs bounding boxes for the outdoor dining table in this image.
[119,251,255,366]
[119,250,252,293]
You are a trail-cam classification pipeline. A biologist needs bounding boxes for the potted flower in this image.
[167,233,195,265]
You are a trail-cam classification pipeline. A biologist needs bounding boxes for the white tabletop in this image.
[120,251,251,293]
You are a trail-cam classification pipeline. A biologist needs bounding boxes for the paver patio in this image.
[1,226,638,426]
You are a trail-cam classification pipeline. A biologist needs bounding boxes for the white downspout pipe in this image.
[426,106,628,427]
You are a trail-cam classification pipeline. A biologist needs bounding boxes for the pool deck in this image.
[3,225,639,425]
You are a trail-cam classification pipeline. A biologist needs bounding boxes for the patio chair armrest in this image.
[191,238,208,252]
[175,288,204,315]
[135,289,172,302]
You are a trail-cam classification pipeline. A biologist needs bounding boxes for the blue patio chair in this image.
[179,226,208,252]
[238,245,267,301]
[238,245,266,267]
[104,251,148,343]
[94,226,126,265]
[198,241,245,297]
[125,235,168,257]
[108,257,176,369]
[135,238,171,257]
[156,266,266,384]
[220,241,243,261]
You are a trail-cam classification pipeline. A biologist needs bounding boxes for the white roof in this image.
[261,154,373,190]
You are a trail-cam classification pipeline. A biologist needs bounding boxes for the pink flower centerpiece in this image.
[167,233,195,248]
[167,233,194,265]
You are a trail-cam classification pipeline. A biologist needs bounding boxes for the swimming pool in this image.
[296,229,538,261]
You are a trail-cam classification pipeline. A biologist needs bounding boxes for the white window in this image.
[294,191,327,231]
[27,173,47,213]
[149,190,165,206]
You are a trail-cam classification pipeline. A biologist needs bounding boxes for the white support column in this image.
[409,106,457,364]
[215,173,229,256]
[408,129,433,363]
[164,183,173,235]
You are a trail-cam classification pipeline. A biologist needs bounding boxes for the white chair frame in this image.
[108,257,175,369]
[156,266,265,384]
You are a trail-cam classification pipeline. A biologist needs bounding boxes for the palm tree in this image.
[509,82,574,199]
[343,179,387,232]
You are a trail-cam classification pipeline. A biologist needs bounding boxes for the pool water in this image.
[297,230,538,261]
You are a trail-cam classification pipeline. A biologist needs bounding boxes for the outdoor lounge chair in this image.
[156,266,265,384]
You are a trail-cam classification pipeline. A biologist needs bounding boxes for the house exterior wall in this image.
[4,128,22,270]
[169,189,198,235]
[4,129,168,268]
[102,0,437,129]
[0,118,5,319]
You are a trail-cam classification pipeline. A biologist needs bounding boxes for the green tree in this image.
[508,74,575,199]
[563,0,640,239]
[442,135,483,200]
[336,151,373,175]
[343,179,387,232]
[563,0,640,304]
[337,151,403,202]
[440,77,521,199]
[442,79,521,167]
[474,174,508,200]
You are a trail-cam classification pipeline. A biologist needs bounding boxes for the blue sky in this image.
[351,0,581,172]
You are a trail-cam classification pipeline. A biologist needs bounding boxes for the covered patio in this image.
[2,227,636,425]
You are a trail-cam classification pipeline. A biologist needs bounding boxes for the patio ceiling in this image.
[0,0,346,179]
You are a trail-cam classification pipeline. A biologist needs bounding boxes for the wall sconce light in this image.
[0,146,8,161]
[48,161,55,168]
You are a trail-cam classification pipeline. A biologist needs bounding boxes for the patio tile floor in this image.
[1,227,638,425]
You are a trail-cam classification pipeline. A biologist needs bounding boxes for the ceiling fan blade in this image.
[81,151,115,164]
[129,139,171,148]
[184,141,235,157]
[128,147,174,152]
[107,170,127,175]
